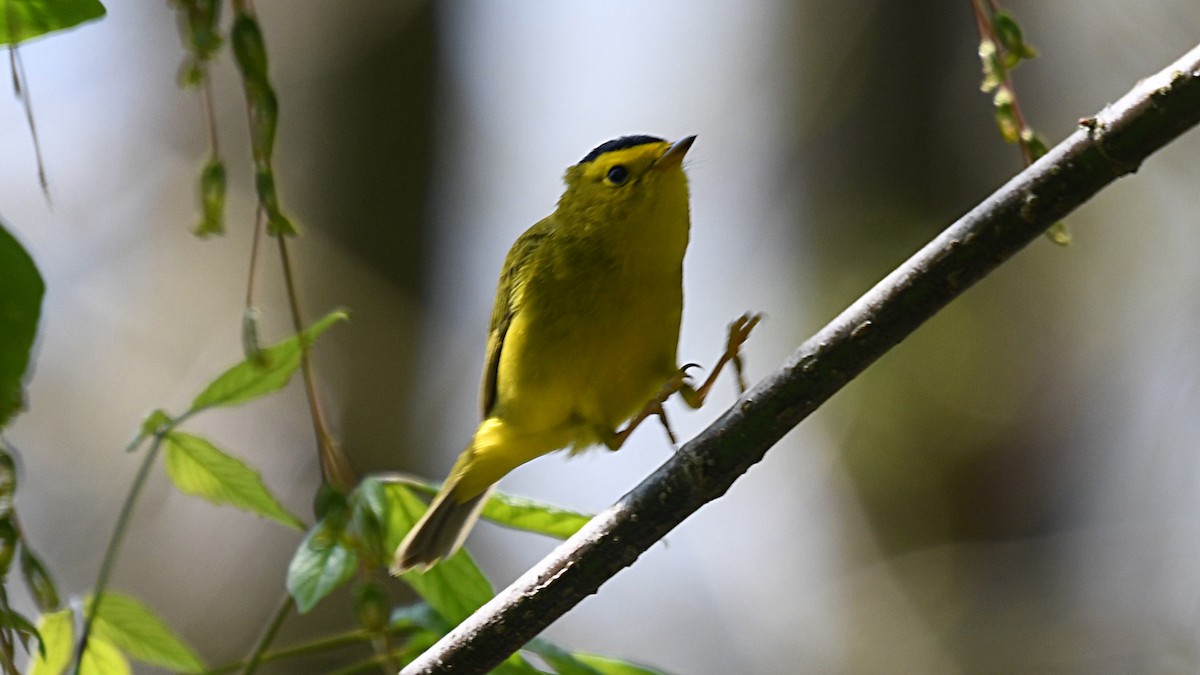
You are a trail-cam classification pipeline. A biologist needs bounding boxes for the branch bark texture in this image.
[403,44,1200,674]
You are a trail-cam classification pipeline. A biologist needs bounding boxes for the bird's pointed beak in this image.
[653,135,696,170]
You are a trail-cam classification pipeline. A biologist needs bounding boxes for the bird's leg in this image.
[603,312,761,451]
[680,312,763,409]
[603,369,689,451]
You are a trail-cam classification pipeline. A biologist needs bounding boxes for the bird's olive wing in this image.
[480,220,551,418]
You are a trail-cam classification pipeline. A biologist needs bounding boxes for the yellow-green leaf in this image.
[28,609,71,675]
[992,87,1020,144]
[192,157,226,238]
[384,484,494,625]
[87,592,204,673]
[138,409,172,438]
[525,639,604,675]
[0,0,106,46]
[1045,221,1071,246]
[80,635,130,675]
[573,653,668,675]
[189,309,347,412]
[394,476,591,540]
[164,431,303,530]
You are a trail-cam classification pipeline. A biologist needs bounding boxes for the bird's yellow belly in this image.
[494,273,681,446]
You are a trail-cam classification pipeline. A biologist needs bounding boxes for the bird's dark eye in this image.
[606,165,629,185]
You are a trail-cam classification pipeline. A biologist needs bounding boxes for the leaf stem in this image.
[238,592,293,675]
[275,235,356,491]
[72,436,165,674]
[207,627,398,674]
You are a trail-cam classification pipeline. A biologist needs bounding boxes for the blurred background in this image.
[2,0,1200,672]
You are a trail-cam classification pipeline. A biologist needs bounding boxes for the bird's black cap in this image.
[578,135,667,164]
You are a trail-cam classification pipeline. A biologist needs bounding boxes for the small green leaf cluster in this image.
[46,310,349,672]
[977,10,1039,146]
[170,0,227,237]
[169,0,299,238]
[0,220,56,668]
[230,10,294,237]
[975,5,1069,245]
[130,309,349,526]
[171,0,222,86]
[282,475,667,673]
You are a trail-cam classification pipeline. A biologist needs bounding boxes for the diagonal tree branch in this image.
[403,43,1200,675]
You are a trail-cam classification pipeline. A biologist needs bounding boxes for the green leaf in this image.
[1045,221,1071,246]
[0,447,15,520]
[347,478,389,566]
[525,639,604,675]
[0,519,18,576]
[389,603,446,633]
[993,11,1037,62]
[163,430,303,530]
[229,12,296,238]
[189,309,348,412]
[192,157,226,238]
[0,220,44,429]
[20,545,58,611]
[991,86,1019,144]
[79,635,131,675]
[139,409,172,438]
[287,512,357,613]
[28,609,71,675]
[255,167,297,237]
[383,484,494,624]
[572,653,668,675]
[88,592,205,673]
[230,13,268,84]
[172,0,222,62]
[480,491,591,540]
[0,607,42,656]
[397,477,591,540]
[0,0,106,46]
[493,656,552,675]
[178,57,206,88]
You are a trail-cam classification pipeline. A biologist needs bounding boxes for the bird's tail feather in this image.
[392,479,491,574]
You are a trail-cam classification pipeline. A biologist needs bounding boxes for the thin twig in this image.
[970,0,1034,163]
[276,235,356,491]
[207,627,403,674]
[72,437,166,674]
[238,592,293,675]
[401,42,1200,675]
[8,45,49,201]
[202,75,220,158]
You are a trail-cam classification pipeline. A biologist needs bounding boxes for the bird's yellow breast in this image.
[491,155,691,448]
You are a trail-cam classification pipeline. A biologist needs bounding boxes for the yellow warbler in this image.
[393,135,757,573]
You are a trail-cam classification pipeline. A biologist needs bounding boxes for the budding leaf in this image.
[189,309,348,412]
